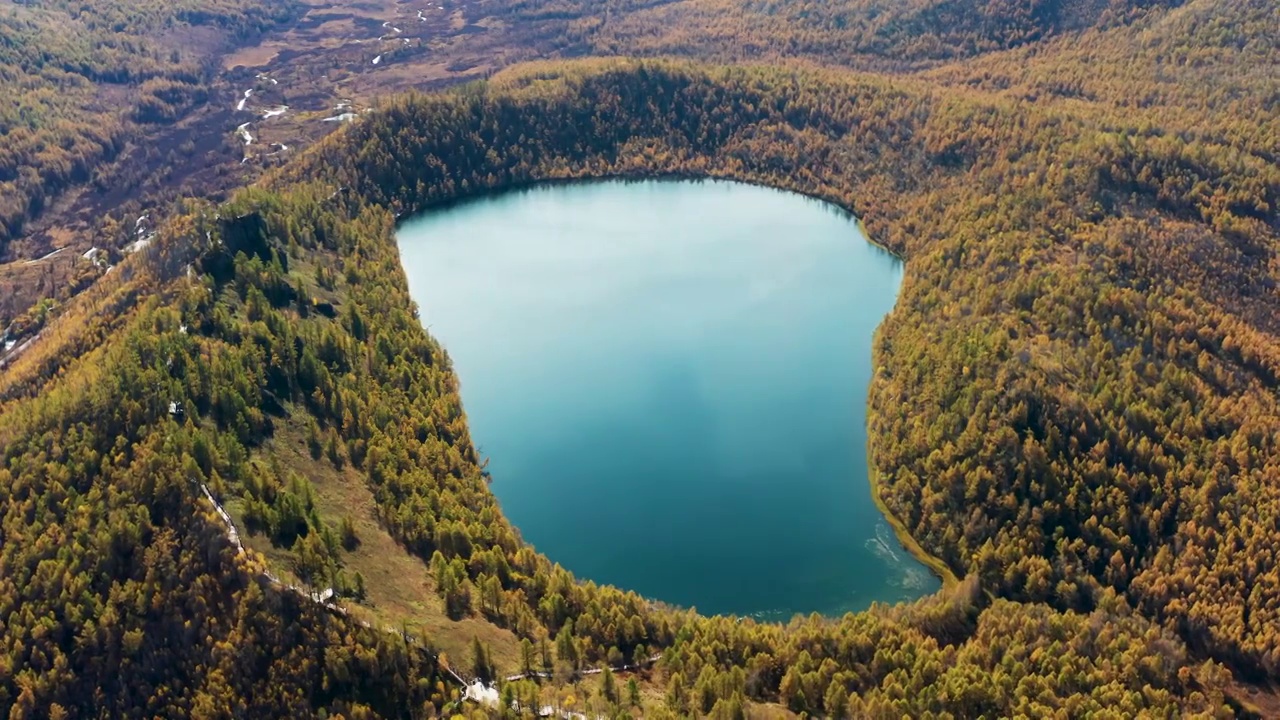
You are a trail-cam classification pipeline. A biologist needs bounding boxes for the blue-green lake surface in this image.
[397,179,939,620]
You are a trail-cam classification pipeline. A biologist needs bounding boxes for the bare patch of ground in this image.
[224,44,284,68]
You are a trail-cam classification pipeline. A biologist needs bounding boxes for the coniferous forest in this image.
[0,0,1277,718]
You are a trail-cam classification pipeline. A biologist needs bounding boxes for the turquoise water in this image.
[396,179,939,621]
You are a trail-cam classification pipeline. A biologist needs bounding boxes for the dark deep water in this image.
[396,179,940,620]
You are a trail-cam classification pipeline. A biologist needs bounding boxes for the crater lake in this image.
[397,179,940,621]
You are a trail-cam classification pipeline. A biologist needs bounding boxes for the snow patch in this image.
[237,88,253,112]
[464,682,499,707]
[372,55,383,65]
[321,112,358,123]
[24,247,65,265]
[261,105,288,119]
[200,484,244,555]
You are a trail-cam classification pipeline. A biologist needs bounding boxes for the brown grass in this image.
[222,45,282,70]
[745,702,798,719]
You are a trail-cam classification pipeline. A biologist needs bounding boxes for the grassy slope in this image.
[231,411,525,673]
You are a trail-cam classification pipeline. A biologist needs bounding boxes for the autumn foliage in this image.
[0,0,1276,716]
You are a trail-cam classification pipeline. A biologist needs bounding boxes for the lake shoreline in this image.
[866,463,960,589]
[399,177,940,617]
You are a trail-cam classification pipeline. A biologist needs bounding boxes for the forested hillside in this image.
[0,203,468,717]
[0,0,1277,716]
[487,0,1192,67]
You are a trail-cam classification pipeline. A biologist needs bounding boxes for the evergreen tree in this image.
[600,666,617,704]
[472,636,493,684]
